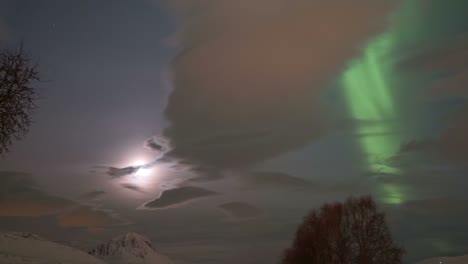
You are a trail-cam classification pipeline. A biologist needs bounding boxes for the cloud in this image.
[95,166,140,178]
[146,138,164,152]
[438,108,468,165]
[400,140,437,153]
[240,171,315,190]
[183,167,224,183]
[120,183,146,193]
[0,171,129,231]
[398,106,468,166]
[235,170,367,193]
[144,136,173,163]
[396,27,468,167]
[162,0,396,169]
[402,32,468,70]
[218,202,263,220]
[57,206,114,228]
[145,136,171,152]
[0,171,74,217]
[400,32,468,99]
[140,186,217,209]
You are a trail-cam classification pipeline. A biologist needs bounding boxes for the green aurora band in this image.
[341,0,468,255]
[339,1,423,205]
[342,32,405,205]
[339,0,466,204]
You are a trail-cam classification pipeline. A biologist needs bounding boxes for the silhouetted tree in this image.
[0,44,39,154]
[282,196,404,264]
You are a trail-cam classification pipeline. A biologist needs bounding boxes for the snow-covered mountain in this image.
[417,254,468,264]
[88,232,173,264]
[0,232,106,264]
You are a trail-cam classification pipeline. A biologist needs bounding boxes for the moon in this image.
[135,167,152,177]
[128,158,154,185]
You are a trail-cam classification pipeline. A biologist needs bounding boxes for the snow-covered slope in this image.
[0,232,106,264]
[88,232,173,264]
[417,254,468,264]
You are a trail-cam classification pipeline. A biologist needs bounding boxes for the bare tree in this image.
[0,44,39,154]
[282,196,404,264]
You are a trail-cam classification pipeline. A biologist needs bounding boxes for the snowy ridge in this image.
[88,232,173,264]
[0,232,106,264]
[3,232,46,241]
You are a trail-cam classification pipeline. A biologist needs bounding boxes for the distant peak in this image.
[88,232,156,258]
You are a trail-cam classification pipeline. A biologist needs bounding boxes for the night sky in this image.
[1,1,468,263]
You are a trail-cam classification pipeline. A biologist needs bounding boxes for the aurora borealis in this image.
[340,0,468,205]
[341,13,406,205]
[342,32,401,175]
[342,31,408,205]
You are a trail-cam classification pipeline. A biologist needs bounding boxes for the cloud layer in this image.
[0,171,128,232]
[398,32,468,167]
[162,0,396,169]
[239,171,316,190]
[140,186,217,209]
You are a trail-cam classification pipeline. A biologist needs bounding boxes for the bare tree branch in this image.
[0,43,40,155]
